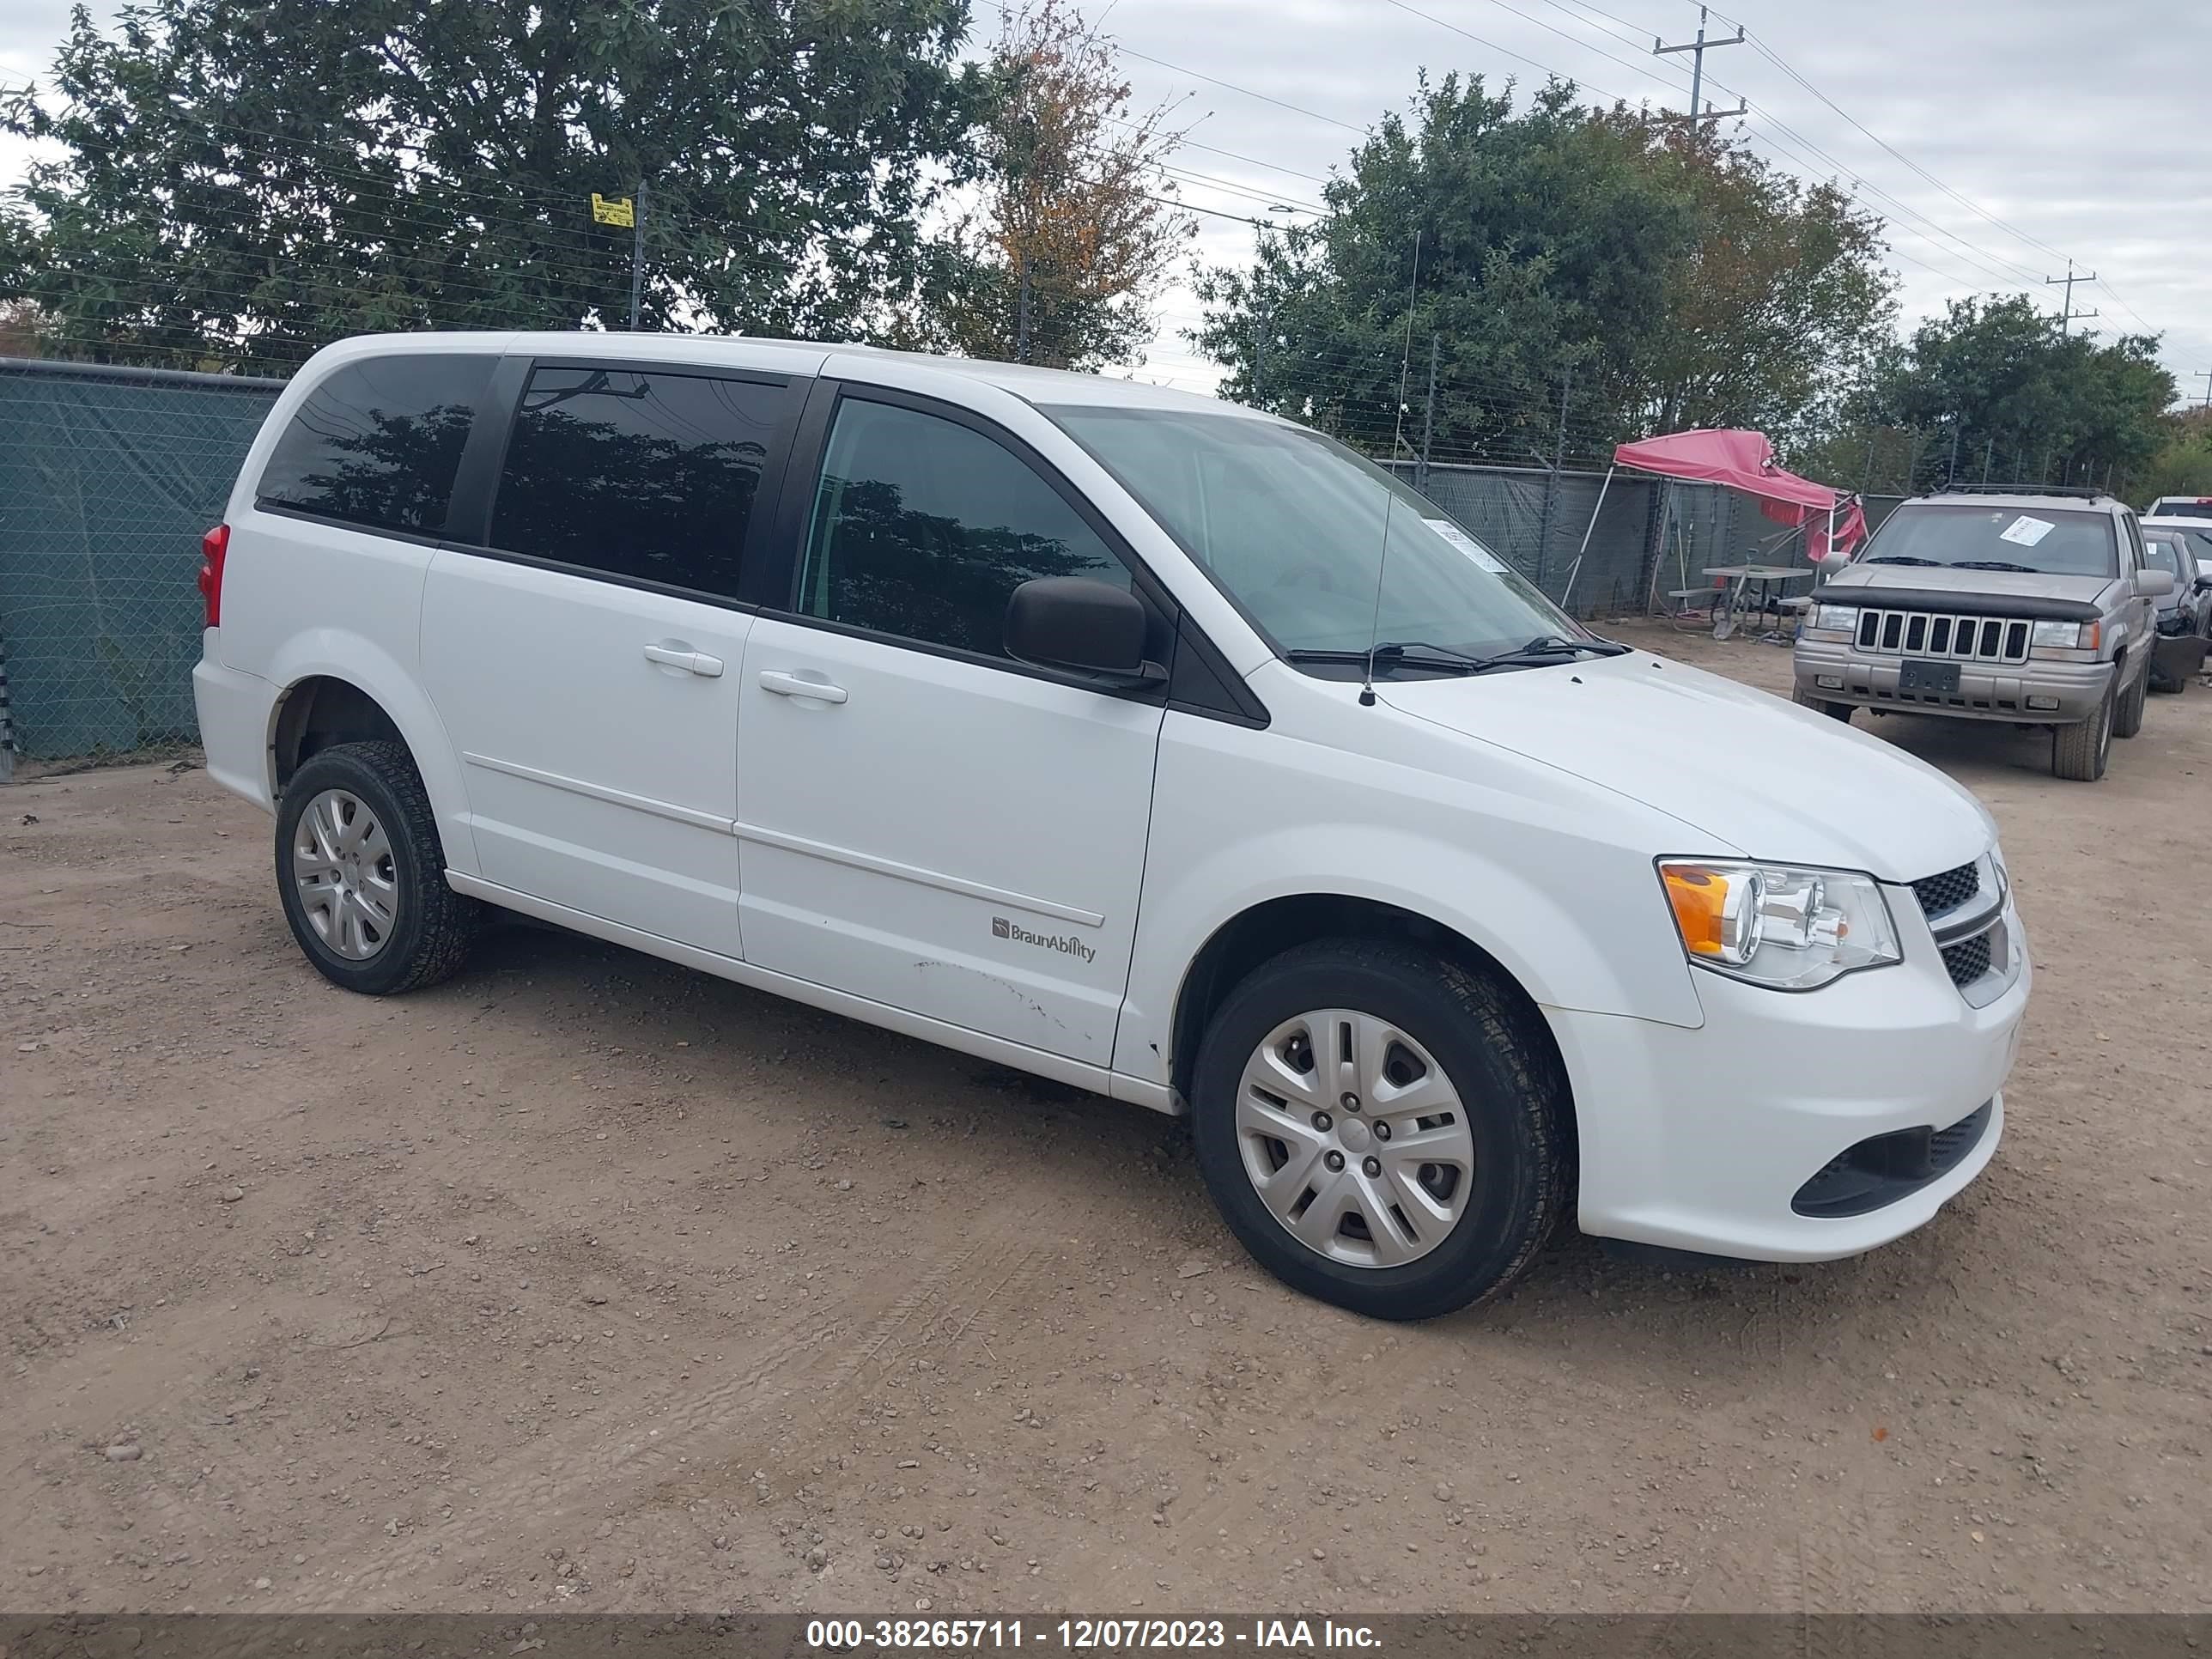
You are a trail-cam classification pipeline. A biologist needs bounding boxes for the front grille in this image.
[1855,608,2031,665]
[1911,861,1980,917]
[1792,1099,1996,1218]
[1942,933,1992,987]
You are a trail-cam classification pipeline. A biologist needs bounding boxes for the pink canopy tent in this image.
[1564,427,1865,606]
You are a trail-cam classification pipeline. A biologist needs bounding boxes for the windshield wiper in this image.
[1282,647,1476,676]
[1863,555,1943,566]
[1517,633,1631,657]
[1949,560,2041,574]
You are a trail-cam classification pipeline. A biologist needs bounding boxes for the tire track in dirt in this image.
[292,1200,1050,1607]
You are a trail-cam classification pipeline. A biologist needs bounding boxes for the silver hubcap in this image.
[292,788,398,961]
[1235,1009,1476,1268]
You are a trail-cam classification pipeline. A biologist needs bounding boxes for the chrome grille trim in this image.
[1854,608,2031,665]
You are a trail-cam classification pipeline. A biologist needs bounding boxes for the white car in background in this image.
[191,332,2030,1320]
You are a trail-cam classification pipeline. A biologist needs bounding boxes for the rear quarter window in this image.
[258,354,495,536]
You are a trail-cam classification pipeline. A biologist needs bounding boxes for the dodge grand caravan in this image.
[192,333,2030,1320]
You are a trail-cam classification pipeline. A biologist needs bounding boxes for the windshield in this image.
[2147,498,2212,522]
[1856,503,2118,578]
[1043,404,1579,670]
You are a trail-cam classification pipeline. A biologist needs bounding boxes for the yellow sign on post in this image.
[590,192,635,228]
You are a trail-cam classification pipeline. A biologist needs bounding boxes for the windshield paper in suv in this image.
[1857,503,2118,578]
[1043,405,1580,669]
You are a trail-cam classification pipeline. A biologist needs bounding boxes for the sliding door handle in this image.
[757,669,848,704]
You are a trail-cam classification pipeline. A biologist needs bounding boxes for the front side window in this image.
[796,398,1131,656]
[260,354,495,535]
[1857,504,2120,580]
[2141,533,2183,577]
[490,367,788,599]
[1046,404,1577,669]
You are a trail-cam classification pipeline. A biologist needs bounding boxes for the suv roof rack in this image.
[1936,482,2106,500]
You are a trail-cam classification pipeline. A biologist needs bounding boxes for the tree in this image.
[0,0,991,373]
[1849,295,2178,491]
[927,0,1194,371]
[1187,76,1896,469]
[1191,76,1698,465]
[1621,116,1895,446]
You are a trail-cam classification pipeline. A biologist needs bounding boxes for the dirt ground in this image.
[3,618,2209,1618]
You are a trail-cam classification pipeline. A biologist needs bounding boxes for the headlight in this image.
[2031,620,2091,649]
[1814,604,1859,632]
[1658,860,1902,990]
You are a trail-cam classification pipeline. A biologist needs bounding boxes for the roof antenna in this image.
[1361,228,1424,708]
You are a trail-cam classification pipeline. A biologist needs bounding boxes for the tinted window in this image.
[796,398,1129,655]
[260,355,494,534]
[489,367,787,598]
[2148,500,2212,522]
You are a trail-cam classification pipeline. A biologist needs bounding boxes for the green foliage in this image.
[1846,295,2179,492]
[1188,76,1897,465]
[0,0,990,372]
[2131,407,2212,503]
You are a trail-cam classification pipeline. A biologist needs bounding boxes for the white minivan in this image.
[192,333,2030,1320]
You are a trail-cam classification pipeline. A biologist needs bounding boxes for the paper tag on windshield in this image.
[1425,520,1509,574]
[1999,514,2056,548]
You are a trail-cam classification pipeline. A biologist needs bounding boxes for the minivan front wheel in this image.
[1190,939,1568,1321]
[275,741,477,994]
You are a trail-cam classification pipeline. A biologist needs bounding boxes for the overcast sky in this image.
[5,0,2208,402]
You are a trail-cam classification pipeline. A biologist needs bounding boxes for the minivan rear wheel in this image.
[275,740,477,994]
[1189,939,1568,1321]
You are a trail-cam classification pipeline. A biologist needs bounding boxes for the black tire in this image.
[274,740,477,994]
[2113,659,2147,738]
[2051,678,2114,782]
[1791,687,1853,723]
[1189,939,1570,1322]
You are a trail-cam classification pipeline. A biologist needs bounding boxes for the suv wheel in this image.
[2051,679,2114,782]
[2113,659,2147,738]
[275,740,477,994]
[1791,687,1852,723]
[1189,939,1569,1321]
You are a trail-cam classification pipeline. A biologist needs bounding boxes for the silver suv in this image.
[1792,488,2172,781]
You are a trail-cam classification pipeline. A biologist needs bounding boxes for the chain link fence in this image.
[0,357,283,775]
[0,351,1911,774]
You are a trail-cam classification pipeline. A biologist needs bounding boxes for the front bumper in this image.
[1794,637,2111,723]
[2151,627,2209,684]
[1550,890,2029,1262]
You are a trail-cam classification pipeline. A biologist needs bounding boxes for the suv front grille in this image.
[1855,609,2031,665]
[1911,861,1980,917]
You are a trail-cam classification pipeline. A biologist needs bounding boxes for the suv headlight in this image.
[2031,620,2096,650]
[1658,860,1901,991]
[1814,604,1859,632]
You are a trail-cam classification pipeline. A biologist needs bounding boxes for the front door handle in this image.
[757,669,848,704]
[643,643,724,678]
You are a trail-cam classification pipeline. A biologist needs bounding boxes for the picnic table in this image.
[1700,563,1818,640]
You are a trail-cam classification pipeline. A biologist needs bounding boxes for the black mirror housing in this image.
[1004,577,1162,685]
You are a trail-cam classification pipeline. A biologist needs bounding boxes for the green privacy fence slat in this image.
[0,359,284,760]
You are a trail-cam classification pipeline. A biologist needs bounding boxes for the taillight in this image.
[198,524,229,627]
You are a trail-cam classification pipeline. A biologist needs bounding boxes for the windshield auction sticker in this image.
[1998,514,2057,547]
[1424,519,1509,574]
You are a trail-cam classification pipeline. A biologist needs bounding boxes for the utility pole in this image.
[1417,333,1439,493]
[1654,6,1746,133]
[2043,258,2099,335]
[2195,368,2212,408]
[628,180,647,331]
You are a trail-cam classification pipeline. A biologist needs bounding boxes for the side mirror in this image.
[2135,568,2175,599]
[1004,577,1164,686]
[1815,548,1854,576]
[2193,574,2212,594]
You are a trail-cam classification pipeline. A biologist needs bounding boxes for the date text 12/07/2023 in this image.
[805,1618,1384,1650]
